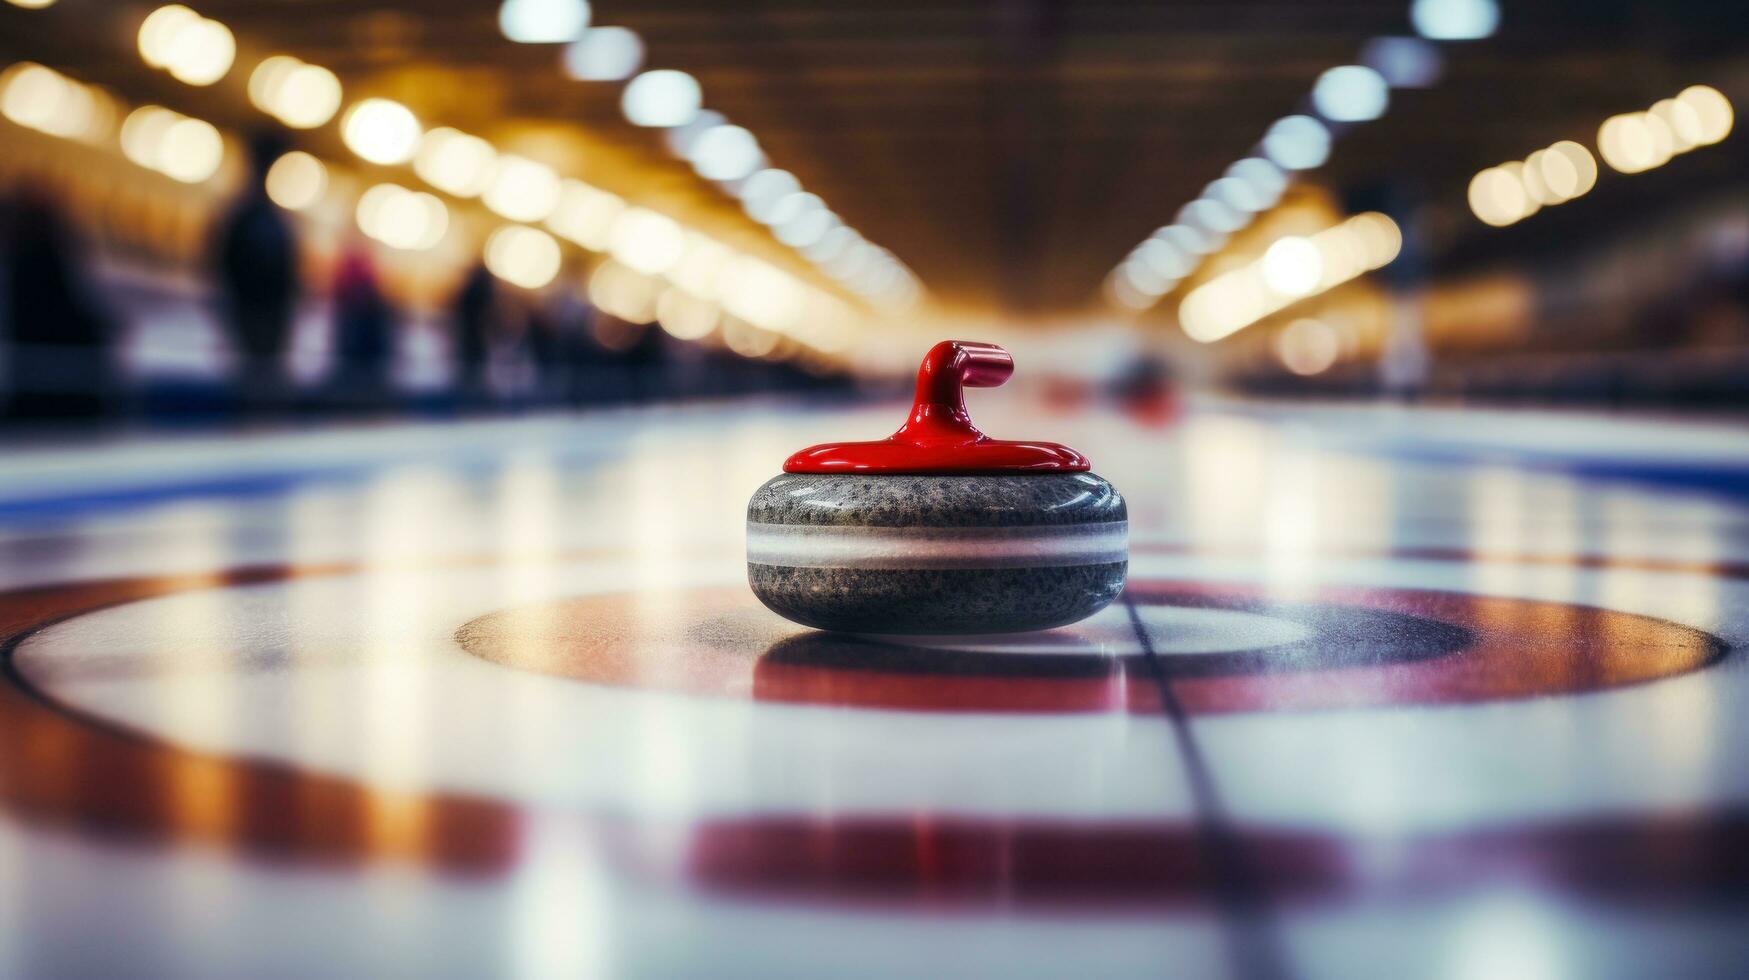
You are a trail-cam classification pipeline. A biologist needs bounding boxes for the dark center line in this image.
[1122,591,1295,980]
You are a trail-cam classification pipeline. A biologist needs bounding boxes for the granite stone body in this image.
[747,472,1128,634]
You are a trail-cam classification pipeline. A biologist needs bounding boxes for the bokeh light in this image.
[248,56,341,129]
[1360,36,1442,88]
[120,104,177,166]
[775,207,838,249]
[1411,0,1499,41]
[804,225,859,264]
[1225,157,1287,208]
[563,26,643,82]
[0,62,109,142]
[138,5,234,86]
[1262,115,1331,171]
[1593,86,1731,179]
[621,69,701,128]
[483,154,563,223]
[485,225,562,288]
[769,191,823,231]
[414,127,497,197]
[720,256,804,333]
[1470,138,1597,227]
[1120,253,1171,297]
[1136,237,1192,280]
[546,180,624,251]
[609,207,685,275]
[655,288,718,340]
[662,110,725,159]
[120,105,224,183]
[589,260,659,322]
[1105,270,1155,311]
[1260,236,1323,297]
[687,124,762,181]
[498,0,591,44]
[342,98,421,165]
[264,150,327,210]
[158,117,224,182]
[1180,212,1400,342]
[356,183,449,250]
[1180,197,1244,235]
[1468,165,1530,226]
[1675,85,1733,145]
[1599,112,1671,174]
[670,233,731,299]
[1545,141,1599,198]
[1275,318,1341,375]
[722,317,780,358]
[1155,223,1217,256]
[746,178,813,230]
[1312,65,1390,122]
[1649,98,1703,153]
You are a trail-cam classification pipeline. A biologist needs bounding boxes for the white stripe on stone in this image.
[746,520,1129,569]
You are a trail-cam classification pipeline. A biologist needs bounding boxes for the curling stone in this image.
[746,339,1128,634]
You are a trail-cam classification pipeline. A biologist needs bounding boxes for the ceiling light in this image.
[621,69,700,128]
[1206,176,1267,214]
[1260,236,1323,297]
[1179,197,1244,234]
[414,127,497,197]
[357,184,448,251]
[1135,238,1192,280]
[1360,36,1442,88]
[687,124,762,181]
[272,62,342,128]
[759,190,819,229]
[138,6,235,86]
[609,207,685,275]
[546,180,624,250]
[486,226,562,288]
[483,154,563,222]
[498,0,590,44]
[1226,157,1287,205]
[741,169,803,223]
[264,151,327,210]
[1121,254,1173,297]
[1153,223,1216,256]
[1262,115,1331,171]
[670,233,731,298]
[1676,85,1733,145]
[1312,65,1389,122]
[563,25,642,81]
[1411,0,1499,41]
[775,207,837,248]
[804,226,860,264]
[342,98,421,165]
[156,116,223,182]
[1276,318,1341,376]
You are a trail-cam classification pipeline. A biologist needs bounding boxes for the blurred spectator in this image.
[547,284,597,407]
[615,321,668,403]
[1111,353,1179,427]
[330,246,395,410]
[213,133,299,415]
[2,188,115,422]
[525,305,562,405]
[450,261,496,406]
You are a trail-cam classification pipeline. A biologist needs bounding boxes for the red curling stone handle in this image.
[914,340,1014,412]
[783,340,1090,474]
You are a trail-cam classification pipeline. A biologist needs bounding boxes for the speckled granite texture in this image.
[747,562,1127,634]
[748,472,1125,528]
[747,472,1128,634]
